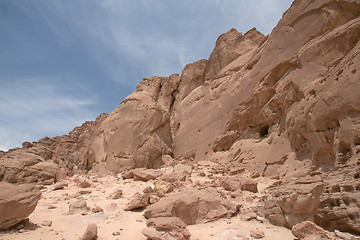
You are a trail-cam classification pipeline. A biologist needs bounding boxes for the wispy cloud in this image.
[0,77,97,150]
[36,0,293,85]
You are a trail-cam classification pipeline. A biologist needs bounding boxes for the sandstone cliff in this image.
[1,0,360,235]
[81,0,360,178]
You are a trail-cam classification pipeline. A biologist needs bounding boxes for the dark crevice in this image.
[260,125,269,138]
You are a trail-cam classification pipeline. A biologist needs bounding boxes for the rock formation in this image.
[0,0,360,237]
[0,113,108,183]
[144,187,239,225]
[0,182,41,230]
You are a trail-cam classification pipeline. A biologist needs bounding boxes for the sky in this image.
[0,0,293,151]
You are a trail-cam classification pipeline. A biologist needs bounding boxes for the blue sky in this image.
[0,0,293,150]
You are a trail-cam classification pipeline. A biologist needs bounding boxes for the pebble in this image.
[250,230,265,239]
[42,220,53,227]
[79,189,92,195]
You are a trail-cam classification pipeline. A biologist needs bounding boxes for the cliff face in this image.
[1,0,360,233]
[76,0,360,178]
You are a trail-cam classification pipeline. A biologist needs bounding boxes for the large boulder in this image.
[144,187,239,225]
[0,150,59,184]
[0,182,41,230]
[292,221,336,240]
[132,168,162,182]
[264,177,324,228]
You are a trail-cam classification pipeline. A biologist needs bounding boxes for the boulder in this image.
[222,177,258,193]
[142,217,191,240]
[154,180,174,195]
[68,200,90,215]
[292,221,336,240]
[78,180,91,188]
[0,151,59,184]
[264,179,324,228]
[334,230,360,240]
[124,192,151,211]
[52,181,68,191]
[173,164,192,177]
[161,172,186,183]
[0,182,41,230]
[108,188,123,199]
[144,187,238,225]
[81,223,97,240]
[132,168,162,182]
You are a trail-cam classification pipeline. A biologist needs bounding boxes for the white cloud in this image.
[0,77,97,150]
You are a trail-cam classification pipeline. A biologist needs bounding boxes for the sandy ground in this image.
[0,164,295,240]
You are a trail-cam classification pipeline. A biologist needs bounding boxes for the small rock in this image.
[78,189,92,195]
[161,172,186,183]
[250,171,260,179]
[132,168,162,181]
[149,194,161,204]
[78,180,91,188]
[143,186,155,193]
[48,205,57,209]
[256,216,264,223]
[250,230,265,239]
[42,220,52,227]
[68,200,89,215]
[71,192,82,198]
[174,164,192,176]
[112,231,121,236]
[335,229,360,240]
[121,170,134,179]
[108,188,123,199]
[42,179,54,185]
[56,169,70,182]
[154,180,173,195]
[52,181,67,191]
[240,178,258,193]
[162,155,176,166]
[228,168,245,175]
[81,223,97,240]
[124,192,150,211]
[92,206,104,213]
